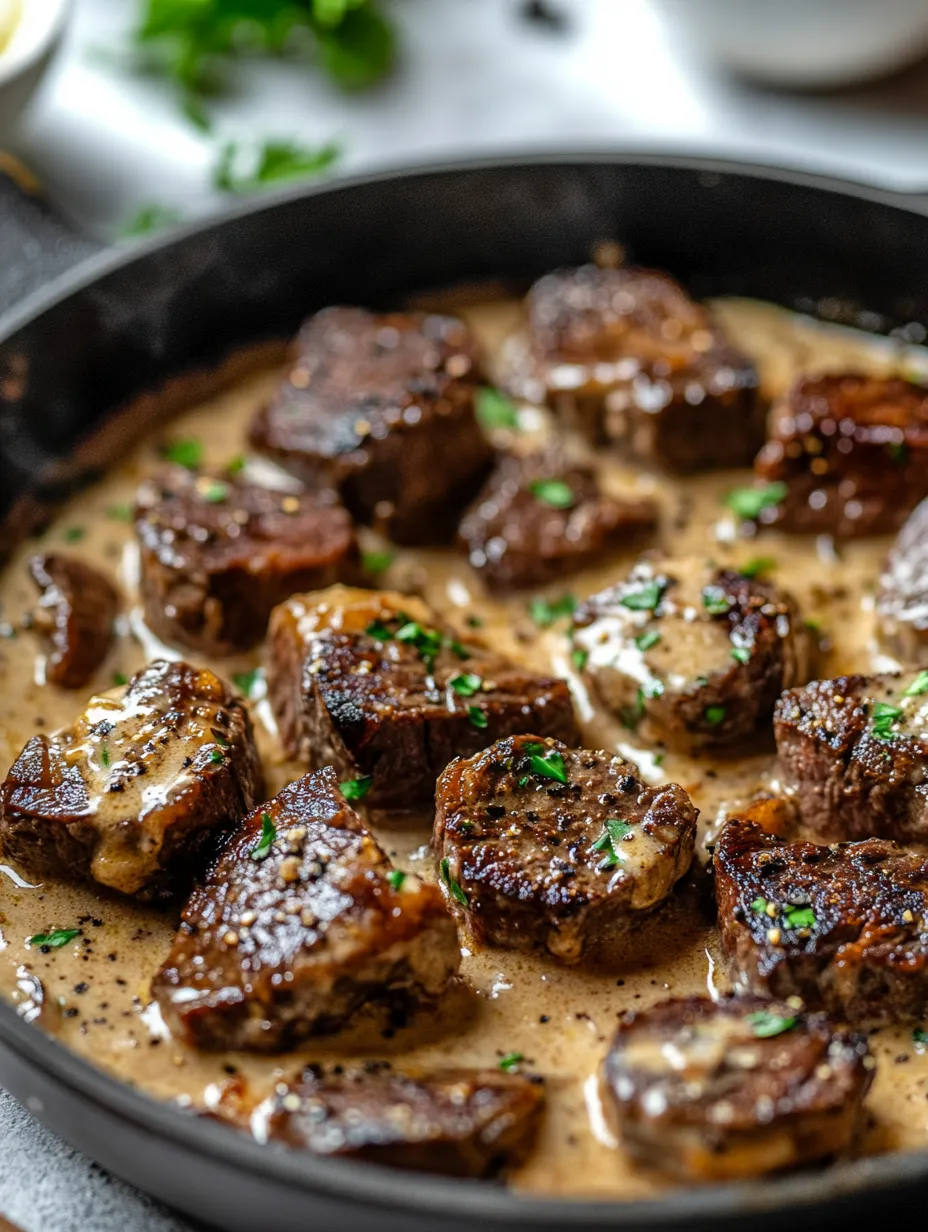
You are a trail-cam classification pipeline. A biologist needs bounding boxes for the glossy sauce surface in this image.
[2,296,928,1200]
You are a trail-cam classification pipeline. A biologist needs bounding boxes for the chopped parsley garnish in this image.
[904,671,928,697]
[571,647,588,671]
[106,503,134,522]
[201,479,229,503]
[475,386,520,431]
[209,749,225,764]
[741,556,776,579]
[29,928,80,949]
[250,812,276,861]
[871,700,903,741]
[396,620,444,669]
[731,646,751,665]
[451,673,483,697]
[528,593,576,628]
[226,455,246,475]
[913,1026,928,1048]
[498,1051,523,1072]
[619,687,646,732]
[112,672,128,687]
[524,745,568,784]
[388,868,406,891]
[440,857,468,905]
[591,818,633,870]
[232,669,260,699]
[652,753,665,767]
[161,437,203,469]
[782,903,816,930]
[704,705,727,727]
[100,744,111,769]
[529,479,574,509]
[64,526,85,544]
[340,776,372,801]
[750,897,769,913]
[619,579,666,612]
[701,586,730,615]
[118,203,182,239]
[724,482,787,521]
[635,630,662,652]
[745,1010,797,1039]
[214,139,340,194]
[365,619,394,641]
[361,549,395,575]
[467,705,488,729]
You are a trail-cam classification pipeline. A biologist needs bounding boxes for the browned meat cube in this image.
[713,818,928,1024]
[754,373,928,536]
[135,465,359,655]
[774,670,928,842]
[28,554,119,688]
[603,995,873,1181]
[457,451,657,592]
[504,265,762,472]
[254,1063,543,1176]
[433,735,696,963]
[876,496,928,662]
[0,660,263,900]
[153,767,460,1051]
[265,585,578,810]
[249,307,494,545]
[572,557,814,753]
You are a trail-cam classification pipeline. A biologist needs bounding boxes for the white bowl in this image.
[0,0,70,140]
[651,0,928,89]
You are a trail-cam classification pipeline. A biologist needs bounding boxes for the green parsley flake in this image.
[750,897,769,913]
[232,669,260,699]
[250,812,276,861]
[871,700,903,741]
[64,527,85,544]
[724,482,788,521]
[529,478,574,509]
[571,647,589,671]
[704,705,727,727]
[226,455,246,475]
[29,928,80,949]
[745,1010,797,1039]
[498,1051,523,1072]
[905,671,928,697]
[450,673,482,697]
[106,503,134,523]
[161,437,203,469]
[528,594,576,628]
[741,557,776,580]
[467,705,488,730]
[365,619,394,642]
[701,585,730,615]
[201,479,229,503]
[619,579,666,612]
[100,744,111,769]
[634,630,662,652]
[209,749,225,764]
[475,386,520,431]
[388,869,406,892]
[782,903,816,930]
[525,747,568,784]
[440,856,468,905]
[913,1027,928,1049]
[362,550,395,575]
[112,672,128,687]
[591,818,633,870]
[731,646,751,665]
[340,776,372,801]
[215,139,340,194]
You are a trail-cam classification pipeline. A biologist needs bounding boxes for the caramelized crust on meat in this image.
[457,451,657,592]
[135,465,359,655]
[754,373,928,536]
[434,735,697,963]
[249,307,493,544]
[504,265,762,472]
[0,660,262,899]
[877,496,928,663]
[254,1063,544,1176]
[153,767,460,1051]
[604,995,873,1181]
[714,819,928,1023]
[573,558,814,753]
[265,585,578,810]
[29,554,119,688]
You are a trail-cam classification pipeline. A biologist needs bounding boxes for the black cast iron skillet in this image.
[2,153,928,1231]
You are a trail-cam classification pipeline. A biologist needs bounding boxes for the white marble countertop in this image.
[6,0,928,1227]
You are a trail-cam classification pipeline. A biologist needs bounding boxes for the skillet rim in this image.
[2,149,928,1225]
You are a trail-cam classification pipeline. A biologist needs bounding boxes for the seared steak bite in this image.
[135,464,359,655]
[265,585,578,810]
[153,767,460,1051]
[457,451,657,592]
[504,265,762,472]
[714,818,928,1024]
[28,554,119,688]
[433,735,697,962]
[249,307,493,545]
[754,373,928,537]
[775,670,928,842]
[877,497,928,663]
[0,660,262,900]
[603,995,873,1181]
[255,1063,543,1176]
[572,557,814,753]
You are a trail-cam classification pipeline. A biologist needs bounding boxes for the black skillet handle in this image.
[0,168,102,320]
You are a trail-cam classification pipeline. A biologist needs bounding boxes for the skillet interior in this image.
[3,154,928,1230]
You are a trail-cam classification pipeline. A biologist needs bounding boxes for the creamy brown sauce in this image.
[2,296,928,1199]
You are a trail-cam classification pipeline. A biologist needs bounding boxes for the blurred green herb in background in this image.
[214,138,340,191]
[118,203,184,238]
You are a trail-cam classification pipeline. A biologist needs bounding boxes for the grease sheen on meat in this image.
[249,307,493,544]
[714,818,928,1023]
[504,265,763,472]
[255,1063,544,1177]
[603,995,873,1181]
[0,660,263,899]
[433,735,697,963]
[153,767,460,1051]
[572,557,813,753]
[265,585,578,810]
